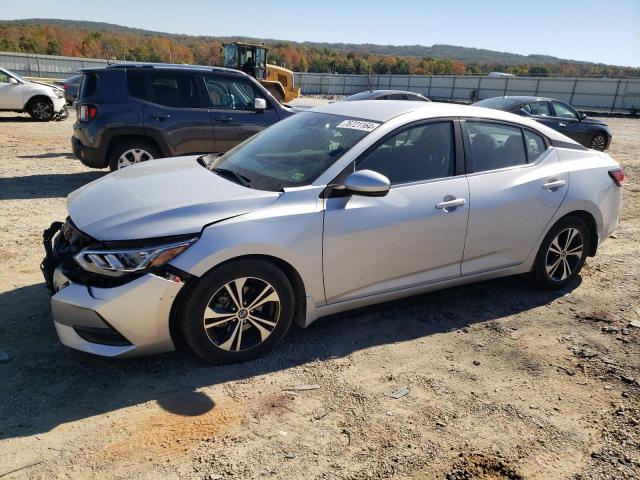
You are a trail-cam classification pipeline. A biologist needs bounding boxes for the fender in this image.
[101,127,172,158]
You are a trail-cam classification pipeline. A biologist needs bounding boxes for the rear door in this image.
[204,76,280,153]
[461,120,568,274]
[128,69,215,156]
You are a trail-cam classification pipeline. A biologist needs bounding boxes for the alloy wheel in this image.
[202,277,281,352]
[117,148,154,169]
[591,135,606,151]
[32,102,53,120]
[545,227,584,281]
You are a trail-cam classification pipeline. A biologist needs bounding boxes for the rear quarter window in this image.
[78,73,97,99]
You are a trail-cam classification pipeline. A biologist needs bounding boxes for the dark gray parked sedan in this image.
[54,74,82,105]
[344,89,430,102]
[474,96,611,151]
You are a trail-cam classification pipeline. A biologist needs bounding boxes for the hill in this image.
[1,19,637,77]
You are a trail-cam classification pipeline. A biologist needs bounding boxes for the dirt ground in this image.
[0,107,638,480]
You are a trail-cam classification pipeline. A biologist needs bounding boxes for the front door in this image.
[204,76,280,153]
[0,70,23,110]
[549,100,586,144]
[323,121,469,303]
[461,120,568,274]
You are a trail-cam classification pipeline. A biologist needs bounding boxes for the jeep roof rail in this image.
[80,63,246,76]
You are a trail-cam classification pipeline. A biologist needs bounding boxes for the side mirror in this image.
[579,112,587,120]
[254,98,267,111]
[343,170,390,197]
[8,77,18,85]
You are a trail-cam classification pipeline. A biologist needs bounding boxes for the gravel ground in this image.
[0,107,638,480]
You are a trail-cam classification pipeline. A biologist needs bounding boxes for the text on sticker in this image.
[336,120,380,132]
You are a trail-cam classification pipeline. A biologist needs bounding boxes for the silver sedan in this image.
[42,101,623,363]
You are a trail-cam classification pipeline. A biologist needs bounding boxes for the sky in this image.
[1,0,639,66]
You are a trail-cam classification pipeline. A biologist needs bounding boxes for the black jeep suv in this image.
[72,64,295,170]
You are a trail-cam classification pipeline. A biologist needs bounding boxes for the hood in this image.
[29,80,63,92]
[67,156,280,241]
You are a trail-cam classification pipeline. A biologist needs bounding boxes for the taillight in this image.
[79,104,97,122]
[608,168,624,186]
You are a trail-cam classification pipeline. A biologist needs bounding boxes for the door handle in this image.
[215,116,233,123]
[435,198,466,210]
[558,122,567,127]
[150,113,170,120]
[542,180,566,191]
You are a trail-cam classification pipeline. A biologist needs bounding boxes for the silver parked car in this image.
[42,101,623,363]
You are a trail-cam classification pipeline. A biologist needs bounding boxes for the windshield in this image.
[206,112,379,191]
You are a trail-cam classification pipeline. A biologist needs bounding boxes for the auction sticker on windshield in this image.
[336,120,380,132]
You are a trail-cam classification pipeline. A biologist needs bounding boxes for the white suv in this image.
[0,67,67,121]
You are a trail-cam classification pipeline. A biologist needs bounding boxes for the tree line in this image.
[1,23,638,77]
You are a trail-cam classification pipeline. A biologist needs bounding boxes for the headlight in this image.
[74,238,197,277]
[54,89,65,98]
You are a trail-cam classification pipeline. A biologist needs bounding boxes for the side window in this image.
[356,122,455,184]
[0,71,9,83]
[79,73,97,100]
[552,101,578,120]
[151,73,203,108]
[385,94,405,100]
[205,77,263,110]
[464,121,527,172]
[524,130,547,162]
[526,101,551,116]
[128,71,205,108]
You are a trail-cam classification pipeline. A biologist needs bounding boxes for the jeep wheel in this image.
[108,140,160,171]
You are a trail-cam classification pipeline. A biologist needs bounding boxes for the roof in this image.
[82,63,247,77]
[309,100,578,144]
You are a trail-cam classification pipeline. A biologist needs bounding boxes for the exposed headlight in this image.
[74,238,197,277]
[54,89,65,99]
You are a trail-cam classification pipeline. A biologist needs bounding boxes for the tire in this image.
[590,133,607,151]
[531,216,591,290]
[267,86,284,104]
[27,98,54,121]
[179,259,295,364]
[108,140,160,171]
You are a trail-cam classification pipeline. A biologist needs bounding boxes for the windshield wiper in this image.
[212,167,252,187]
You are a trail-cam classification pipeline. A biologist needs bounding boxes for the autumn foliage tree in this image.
[1,22,638,77]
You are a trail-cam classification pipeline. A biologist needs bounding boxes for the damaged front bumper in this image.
[41,221,183,357]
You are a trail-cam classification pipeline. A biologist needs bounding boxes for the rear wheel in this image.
[531,216,590,289]
[267,86,284,104]
[179,259,295,363]
[590,133,607,151]
[108,140,159,171]
[28,99,54,121]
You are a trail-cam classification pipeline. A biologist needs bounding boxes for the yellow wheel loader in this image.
[223,42,300,103]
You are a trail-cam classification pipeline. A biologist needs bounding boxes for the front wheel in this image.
[531,216,590,289]
[28,99,54,121]
[590,134,607,151]
[179,260,295,363]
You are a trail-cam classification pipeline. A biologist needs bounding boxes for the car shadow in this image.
[0,275,578,440]
[17,152,76,160]
[0,172,104,200]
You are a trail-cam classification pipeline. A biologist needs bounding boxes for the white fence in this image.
[295,73,640,113]
[2,52,639,113]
